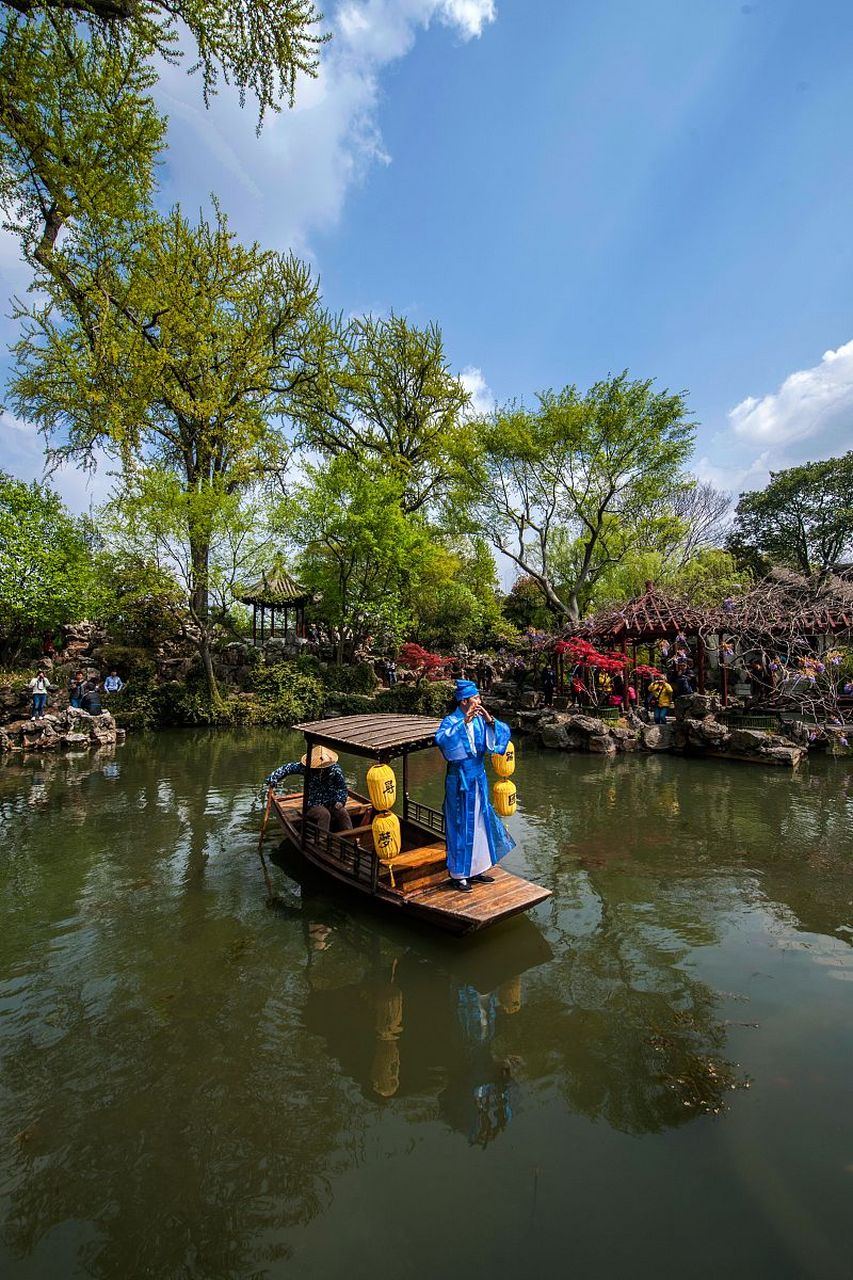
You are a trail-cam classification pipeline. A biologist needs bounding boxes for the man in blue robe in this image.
[435,679,515,892]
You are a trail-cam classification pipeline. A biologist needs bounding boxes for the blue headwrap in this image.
[454,679,480,702]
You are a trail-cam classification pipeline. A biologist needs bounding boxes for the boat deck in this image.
[398,865,551,931]
[269,787,551,934]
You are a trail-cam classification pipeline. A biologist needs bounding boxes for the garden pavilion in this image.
[236,565,311,647]
[561,581,714,692]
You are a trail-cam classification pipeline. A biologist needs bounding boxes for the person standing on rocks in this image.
[103,670,125,697]
[541,664,556,707]
[81,678,102,715]
[28,669,51,719]
[67,670,86,709]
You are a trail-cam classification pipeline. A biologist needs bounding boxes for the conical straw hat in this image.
[300,744,339,769]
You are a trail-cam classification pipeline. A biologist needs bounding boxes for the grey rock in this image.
[589,734,617,754]
[540,723,569,750]
[728,727,770,752]
[641,723,675,752]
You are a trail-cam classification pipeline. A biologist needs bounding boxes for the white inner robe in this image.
[464,719,492,878]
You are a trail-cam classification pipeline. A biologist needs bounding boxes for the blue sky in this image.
[2,0,853,513]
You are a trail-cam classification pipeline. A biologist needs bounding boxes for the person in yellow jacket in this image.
[648,677,673,724]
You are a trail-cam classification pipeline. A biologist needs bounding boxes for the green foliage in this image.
[375,681,452,716]
[469,371,695,622]
[321,662,378,694]
[0,0,326,270]
[321,692,376,715]
[295,312,470,515]
[283,457,424,662]
[0,471,101,658]
[94,551,184,648]
[728,453,853,576]
[247,663,325,725]
[502,575,556,631]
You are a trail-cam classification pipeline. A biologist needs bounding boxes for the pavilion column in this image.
[260,604,265,644]
[252,605,257,647]
[621,637,629,709]
[270,605,275,638]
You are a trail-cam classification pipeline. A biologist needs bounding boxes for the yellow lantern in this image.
[372,810,402,862]
[367,763,397,812]
[492,740,516,778]
[492,779,517,818]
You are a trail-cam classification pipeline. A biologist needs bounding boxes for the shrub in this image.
[375,681,452,716]
[249,664,326,725]
[322,662,379,694]
[322,692,376,715]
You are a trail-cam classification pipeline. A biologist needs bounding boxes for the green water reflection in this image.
[1,731,853,1278]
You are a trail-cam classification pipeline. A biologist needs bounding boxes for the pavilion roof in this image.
[235,565,310,607]
[566,581,712,643]
[716,567,853,639]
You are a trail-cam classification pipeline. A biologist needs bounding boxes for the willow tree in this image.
[470,372,695,623]
[11,204,326,702]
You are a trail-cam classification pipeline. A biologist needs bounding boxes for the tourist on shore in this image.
[28,669,51,719]
[608,672,625,707]
[103,670,125,696]
[435,680,515,893]
[384,659,397,688]
[263,745,354,835]
[81,678,102,715]
[67,670,86,709]
[541,664,556,707]
[648,675,673,724]
[673,663,694,697]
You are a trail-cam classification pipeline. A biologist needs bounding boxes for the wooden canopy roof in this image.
[236,565,310,607]
[293,714,442,759]
[569,581,711,643]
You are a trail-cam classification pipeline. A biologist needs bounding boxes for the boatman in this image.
[263,745,354,834]
[435,679,515,892]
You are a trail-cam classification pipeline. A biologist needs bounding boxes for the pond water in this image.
[2,729,853,1278]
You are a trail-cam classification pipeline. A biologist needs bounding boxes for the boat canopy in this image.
[292,714,441,760]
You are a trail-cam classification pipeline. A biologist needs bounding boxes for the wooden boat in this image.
[260,713,551,936]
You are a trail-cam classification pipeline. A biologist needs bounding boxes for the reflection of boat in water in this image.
[291,873,553,1144]
[263,715,551,935]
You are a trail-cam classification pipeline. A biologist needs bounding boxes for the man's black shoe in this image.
[451,878,473,892]
[471,873,495,883]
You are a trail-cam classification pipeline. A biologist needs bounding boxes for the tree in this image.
[1,0,327,264]
[728,453,853,578]
[10,204,326,700]
[295,313,471,514]
[283,458,427,664]
[470,372,695,623]
[0,471,100,658]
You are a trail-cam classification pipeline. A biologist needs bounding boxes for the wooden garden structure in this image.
[712,568,853,710]
[236,566,311,647]
[561,581,713,693]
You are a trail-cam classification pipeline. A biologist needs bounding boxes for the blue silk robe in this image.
[435,709,515,879]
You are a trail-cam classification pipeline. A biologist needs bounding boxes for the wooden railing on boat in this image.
[302,816,379,890]
[406,800,445,837]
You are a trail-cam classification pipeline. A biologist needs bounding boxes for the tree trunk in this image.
[188,532,225,710]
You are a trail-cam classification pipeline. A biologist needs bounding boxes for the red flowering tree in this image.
[398,643,452,684]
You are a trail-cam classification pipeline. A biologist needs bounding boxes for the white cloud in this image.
[460,364,494,416]
[728,338,853,448]
[694,449,772,496]
[155,0,497,253]
[440,0,496,39]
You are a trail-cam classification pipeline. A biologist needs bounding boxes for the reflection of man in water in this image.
[438,979,522,1147]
